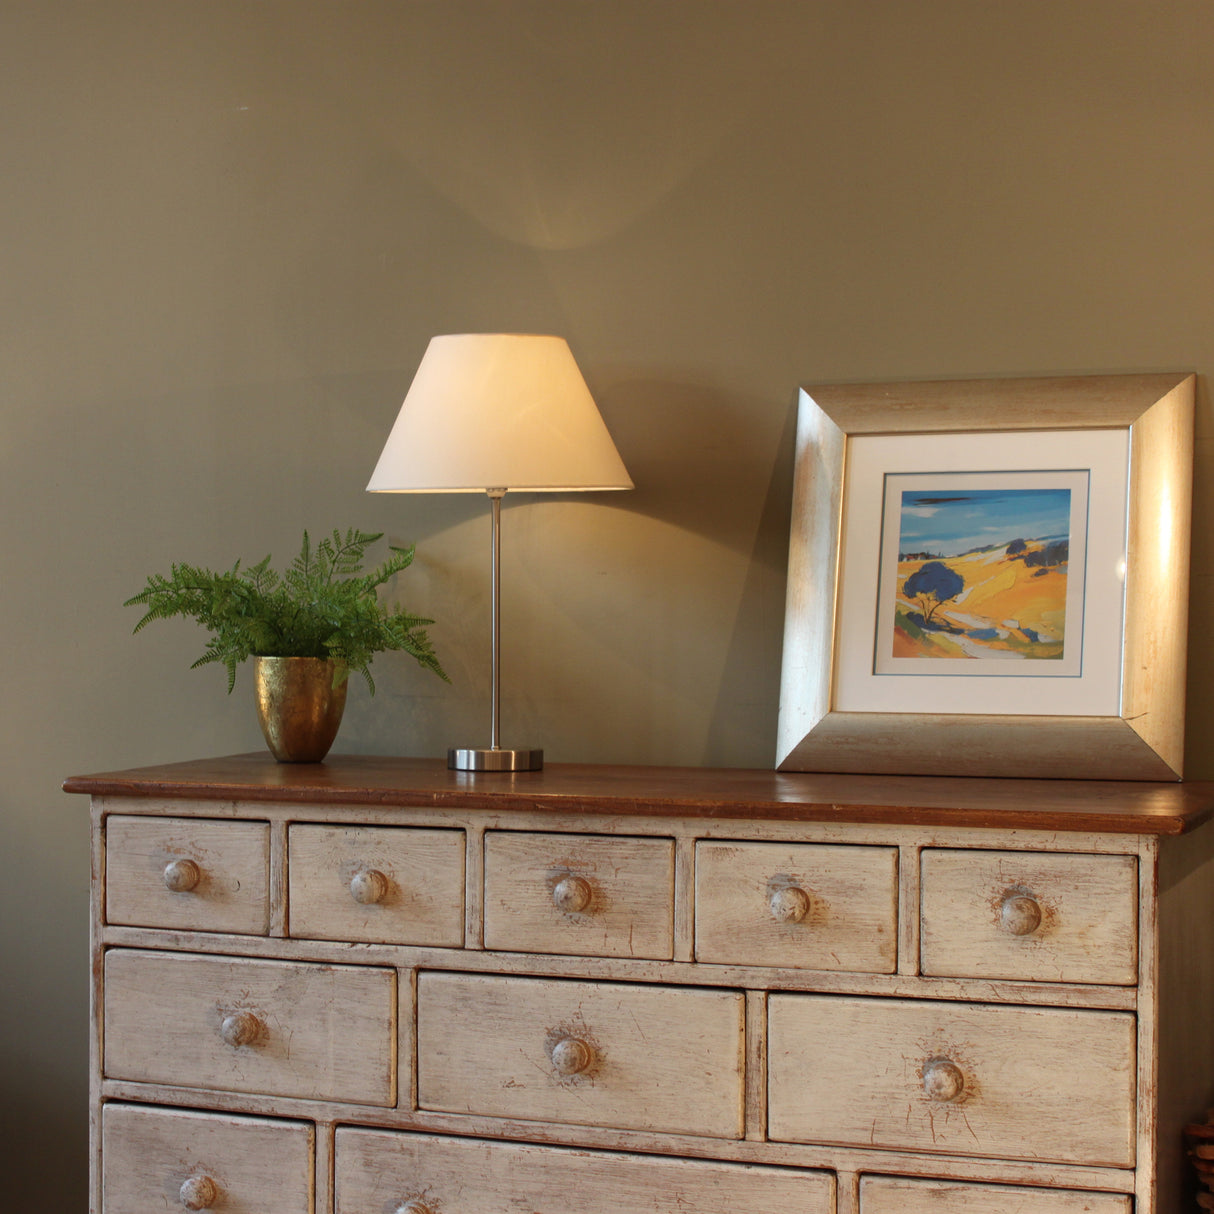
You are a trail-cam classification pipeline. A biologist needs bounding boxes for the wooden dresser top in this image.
[64,753,1214,836]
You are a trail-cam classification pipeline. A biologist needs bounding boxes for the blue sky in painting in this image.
[897,486,1071,556]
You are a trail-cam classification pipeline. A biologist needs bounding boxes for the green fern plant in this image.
[126,528,449,693]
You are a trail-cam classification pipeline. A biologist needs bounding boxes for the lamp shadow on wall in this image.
[349,377,800,769]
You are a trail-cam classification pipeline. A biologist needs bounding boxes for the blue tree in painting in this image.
[903,561,965,626]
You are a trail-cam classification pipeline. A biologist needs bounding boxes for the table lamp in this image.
[367,333,633,771]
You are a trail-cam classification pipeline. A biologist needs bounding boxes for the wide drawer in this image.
[335,1128,835,1214]
[860,1176,1131,1213]
[102,1102,314,1214]
[106,815,270,934]
[695,841,898,972]
[483,831,674,959]
[288,823,465,945]
[920,849,1138,984]
[103,949,396,1105]
[417,972,744,1137]
[767,994,1135,1166]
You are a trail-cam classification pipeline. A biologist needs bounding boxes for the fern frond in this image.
[127,528,449,692]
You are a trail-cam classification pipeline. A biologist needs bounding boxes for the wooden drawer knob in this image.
[163,858,202,893]
[552,875,593,914]
[550,1035,594,1076]
[219,1011,263,1048]
[922,1058,965,1102]
[1000,893,1043,936]
[179,1175,219,1210]
[349,867,389,905]
[769,885,811,924]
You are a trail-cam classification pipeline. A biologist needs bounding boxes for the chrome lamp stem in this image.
[447,489,543,772]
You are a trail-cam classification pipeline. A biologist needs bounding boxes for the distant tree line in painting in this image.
[1006,536,1069,574]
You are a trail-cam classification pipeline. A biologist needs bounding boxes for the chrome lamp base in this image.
[448,746,544,772]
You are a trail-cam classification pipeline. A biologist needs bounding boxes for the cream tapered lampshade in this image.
[367,334,633,494]
[367,333,632,771]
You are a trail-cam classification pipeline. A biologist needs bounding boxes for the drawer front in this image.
[695,841,898,972]
[335,1128,835,1214]
[859,1176,1131,1212]
[103,949,396,1105]
[106,815,270,934]
[483,831,674,959]
[417,972,744,1137]
[768,994,1135,1166]
[102,1102,314,1214]
[289,824,465,945]
[920,849,1138,985]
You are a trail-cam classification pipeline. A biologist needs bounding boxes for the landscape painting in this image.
[884,484,1075,662]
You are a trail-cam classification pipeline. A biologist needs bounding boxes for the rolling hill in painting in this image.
[893,538,1068,660]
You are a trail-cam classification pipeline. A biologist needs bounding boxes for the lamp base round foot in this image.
[448,746,544,772]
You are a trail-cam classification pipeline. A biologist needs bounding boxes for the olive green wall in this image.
[5,0,1214,1205]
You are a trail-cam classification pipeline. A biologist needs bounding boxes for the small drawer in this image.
[695,841,898,972]
[335,1128,835,1214]
[102,1103,313,1214]
[483,831,674,959]
[103,949,396,1105]
[417,972,744,1138]
[920,849,1138,985]
[105,815,270,934]
[289,824,465,945]
[859,1176,1131,1213]
[768,994,1135,1166]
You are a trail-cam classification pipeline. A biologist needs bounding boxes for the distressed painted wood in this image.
[64,754,1214,834]
[335,1129,835,1214]
[1134,835,1162,1214]
[483,831,674,959]
[673,835,696,963]
[858,1175,1131,1213]
[68,756,1214,1214]
[288,823,465,946]
[463,823,486,950]
[105,815,270,934]
[767,994,1137,1166]
[315,1122,336,1214]
[268,819,288,938]
[95,927,1142,1008]
[695,840,898,972]
[417,972,744,1138]
[920,849,1138,984]
[101,1103,314,1214]
[744,989,768,1141]
[103,949,396,1106]
[93,1075,1141,1195]
[1152,825,1214,1213]
[88,802,105,1214]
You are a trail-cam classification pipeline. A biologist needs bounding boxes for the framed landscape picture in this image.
[776,373,1195,780]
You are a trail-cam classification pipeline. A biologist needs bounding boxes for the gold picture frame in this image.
[776,372,1195,780]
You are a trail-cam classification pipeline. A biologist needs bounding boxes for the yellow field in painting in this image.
[894,544,1067,659]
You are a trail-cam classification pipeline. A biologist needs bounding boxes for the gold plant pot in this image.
[253,656,348,763]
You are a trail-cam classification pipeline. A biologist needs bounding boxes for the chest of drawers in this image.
[65,755,1214,1213]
